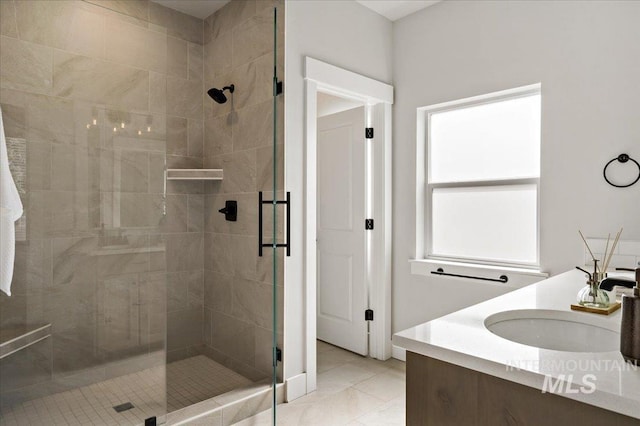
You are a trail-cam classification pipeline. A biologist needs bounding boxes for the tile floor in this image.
[168,356,252,412]
[1,345,405,426]
[0,366,164,426]
[0,355,253,425]
[234,341,406,426]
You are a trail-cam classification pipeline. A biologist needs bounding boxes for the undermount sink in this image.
[484,309,620,352]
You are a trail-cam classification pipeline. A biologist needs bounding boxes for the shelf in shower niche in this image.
[166,169,223,180]
[90,245,166,257]
[0,323,51,360]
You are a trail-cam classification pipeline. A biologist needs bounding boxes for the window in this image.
[425,85,541,268]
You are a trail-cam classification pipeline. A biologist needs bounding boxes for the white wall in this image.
[392,1,640,333]
[317,92,362,117]
[284,0,393,380]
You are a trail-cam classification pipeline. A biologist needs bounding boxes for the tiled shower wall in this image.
[0,0,205,406]
[202,0,285,381]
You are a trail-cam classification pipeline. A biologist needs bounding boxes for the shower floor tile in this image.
[0,355,253,425]
[167,355,252,412]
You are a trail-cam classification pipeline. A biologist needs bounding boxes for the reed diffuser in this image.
[576,228,623,308]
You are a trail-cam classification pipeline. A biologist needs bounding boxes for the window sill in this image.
[409,259,548,288]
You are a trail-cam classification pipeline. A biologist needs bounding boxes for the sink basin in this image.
[484,309,619,352]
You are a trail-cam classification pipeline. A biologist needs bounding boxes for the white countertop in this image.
[393,269,640,419]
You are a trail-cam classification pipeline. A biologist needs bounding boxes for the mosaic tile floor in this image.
[0,355,253,426]
[167,355,252,412]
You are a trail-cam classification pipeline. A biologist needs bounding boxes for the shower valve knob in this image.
[218,200,237,222]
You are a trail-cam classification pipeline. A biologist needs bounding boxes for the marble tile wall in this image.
[202,0,285,381]
[0,0,205,406]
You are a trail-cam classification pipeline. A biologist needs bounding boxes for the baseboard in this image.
[285,373,307,402]
[392,345,406,362]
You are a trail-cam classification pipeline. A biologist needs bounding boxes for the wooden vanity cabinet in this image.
[406,352,638,426]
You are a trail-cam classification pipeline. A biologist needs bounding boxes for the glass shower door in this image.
[0,2,171,424]
[271,7,279,423]
[267,5,285,424]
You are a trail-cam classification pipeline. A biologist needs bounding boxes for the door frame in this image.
[303,57,393,393]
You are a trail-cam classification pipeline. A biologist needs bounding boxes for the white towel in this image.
[0,106,24,296]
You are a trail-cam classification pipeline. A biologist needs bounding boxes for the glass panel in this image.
[429,93,541,183]
[271,6,280,423]
[200,0,282,421]
[431,185,538,264]
[0,64,168,426]
[1,0,286,424]
[0,1,170,423]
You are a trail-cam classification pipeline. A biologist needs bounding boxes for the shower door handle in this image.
[258,191,290,257]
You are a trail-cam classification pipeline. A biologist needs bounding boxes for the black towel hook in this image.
[603,153,640,188]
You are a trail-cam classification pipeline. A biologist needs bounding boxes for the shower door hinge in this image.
[275,79,283,96]
[365,127,374,139]
[275,347,282,363]
[365,219,374,230]
[365,309,374,321]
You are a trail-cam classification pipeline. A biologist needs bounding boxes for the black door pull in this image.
[258,192,290,256]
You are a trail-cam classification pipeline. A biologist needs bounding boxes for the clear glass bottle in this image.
[577,261,610,308]
[577,281,610,308]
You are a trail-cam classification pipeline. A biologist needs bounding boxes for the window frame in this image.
[424,85,542,270]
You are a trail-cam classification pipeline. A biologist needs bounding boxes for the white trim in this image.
[285,373,307,402]
[304,79,318,394]
[366,103,375,354]
[415,108,426,259]
[392,345,407,362]
[303,57,394,394]
[422,83,540,113]
[369,102,393,360]
[305,57,393,105]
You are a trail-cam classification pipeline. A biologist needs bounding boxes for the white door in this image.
[317,106,367,355]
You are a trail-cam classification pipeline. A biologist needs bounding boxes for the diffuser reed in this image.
[578,228,623,276]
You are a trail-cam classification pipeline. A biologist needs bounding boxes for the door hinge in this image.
[275,79,283,96]
[365,219,374,230]
[365,309,374,321]
[275,347,282,364]
[365,127,374,139]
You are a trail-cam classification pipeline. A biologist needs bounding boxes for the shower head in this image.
[207,84,235,104]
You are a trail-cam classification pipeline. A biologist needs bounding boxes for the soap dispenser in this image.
[620,268,640,365]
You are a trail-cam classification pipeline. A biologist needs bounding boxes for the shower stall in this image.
[0,0,285,424]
